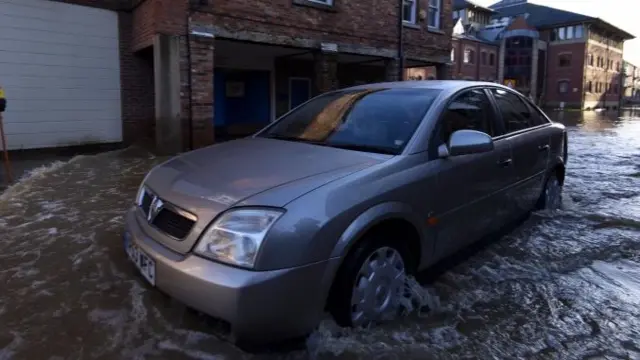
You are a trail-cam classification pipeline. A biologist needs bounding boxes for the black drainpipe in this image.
[397,0,404,80]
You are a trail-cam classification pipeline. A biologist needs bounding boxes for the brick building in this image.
[449,0,635,110]
[0,0,453,152]
[450,0,498,81]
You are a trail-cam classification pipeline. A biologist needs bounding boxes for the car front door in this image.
[430,88,518,260]
[487,88,552,215]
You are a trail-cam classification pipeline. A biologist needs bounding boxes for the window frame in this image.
[485,86,552,138]
[557,80,570,94]
[558,53,572,67]
[402,0,417,24]
[427,86,501,159]
[428,0,441,29]
[463,47,475,64]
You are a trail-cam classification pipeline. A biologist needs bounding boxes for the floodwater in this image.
[1,109,639,360]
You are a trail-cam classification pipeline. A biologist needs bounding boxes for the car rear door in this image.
[486,87,552,215]
[429,88,518,260]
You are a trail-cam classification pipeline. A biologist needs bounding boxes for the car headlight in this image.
[135,184,146,206]
[194,208,284,268]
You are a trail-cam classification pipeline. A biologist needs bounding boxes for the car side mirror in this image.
[438,129,494,158]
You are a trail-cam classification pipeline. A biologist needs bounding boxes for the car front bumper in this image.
[123,207,340,344]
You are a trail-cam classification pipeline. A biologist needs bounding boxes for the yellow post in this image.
[0,86,13,185]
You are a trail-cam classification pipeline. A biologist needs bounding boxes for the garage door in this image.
[0,0,121,150]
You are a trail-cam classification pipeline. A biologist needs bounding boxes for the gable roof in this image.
[488,1,634,39]
[453,0,496,13]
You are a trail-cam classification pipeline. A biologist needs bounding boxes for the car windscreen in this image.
[257,88,441,155]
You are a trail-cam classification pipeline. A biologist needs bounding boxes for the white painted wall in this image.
[0,0,121,150]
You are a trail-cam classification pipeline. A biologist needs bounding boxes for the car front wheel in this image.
[329,234,412,328]
[538,172,563,210]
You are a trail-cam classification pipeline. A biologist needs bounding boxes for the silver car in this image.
[123,81,568,345]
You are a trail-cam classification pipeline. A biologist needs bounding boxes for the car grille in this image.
[139,189,196,240]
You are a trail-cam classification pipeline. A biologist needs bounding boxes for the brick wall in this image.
[451,38,498,80]
[181,34,215,149]
[403,0,453,61]
[119,12,155,143]
[132,0,187,51]
[545,42,586,106]
[192,0,451,61]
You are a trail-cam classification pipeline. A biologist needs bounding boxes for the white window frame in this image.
[402,0,417,24]
[307,0,333,5]
[428,0,441,29]
[558,80,570,94]
[463,47,474,64]
[288,77,312,111]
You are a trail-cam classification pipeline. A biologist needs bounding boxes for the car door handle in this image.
[538,144,550,152]
[497,158,513,167]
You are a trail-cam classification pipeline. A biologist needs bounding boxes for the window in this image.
[489,53,495,66]
[259,88,441,154]
[451,48,455,62]
[558,80,569,94]
[403,0,417,23]
[558,27,566,40]
[428,0,440,28]
[489,88,535,133]
[587,81,593,92]
[464,48,475,64]
[567,26,574,39]
[596,82,602,93]
[558,54,571,67]
[481,51,487,65]
[588,54,594,66]
[615,61,620,72]
[439,89,495,143]
[575,25,584,38]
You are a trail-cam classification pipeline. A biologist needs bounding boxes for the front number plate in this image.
[125,237,156,286]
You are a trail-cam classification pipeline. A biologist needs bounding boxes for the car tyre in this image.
[328,233,413,328]
[537,171,563,210]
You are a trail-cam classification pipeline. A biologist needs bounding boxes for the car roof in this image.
[342,80,513,93]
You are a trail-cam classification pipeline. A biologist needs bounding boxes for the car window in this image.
[489,88,536,133]
[527,103,551,126]
[258,88,441,154]
[439,89,494,144]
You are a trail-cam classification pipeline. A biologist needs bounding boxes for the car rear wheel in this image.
[328,234,412,328]
[538,172,563,210]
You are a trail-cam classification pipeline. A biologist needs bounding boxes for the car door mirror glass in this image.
[443,129,494,157]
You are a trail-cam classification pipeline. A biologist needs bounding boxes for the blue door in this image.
[214,69,271,127]
[289,78,311,110]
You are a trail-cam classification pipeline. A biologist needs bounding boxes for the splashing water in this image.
[0,110,639,359]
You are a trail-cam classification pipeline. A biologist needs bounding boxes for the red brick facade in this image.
[50,0,452,150]
[451,38,498,81]
[544,41,586,106]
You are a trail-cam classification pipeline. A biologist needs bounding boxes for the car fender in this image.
[329,201,432,266]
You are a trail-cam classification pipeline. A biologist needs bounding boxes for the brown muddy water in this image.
[1,109,639,360]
